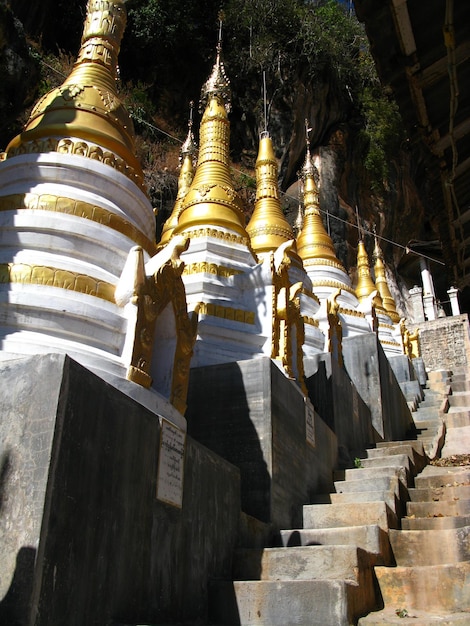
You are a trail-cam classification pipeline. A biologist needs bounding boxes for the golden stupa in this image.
[247,131,295,255]
[296,136,346,272]
[158,104,198,249]
[173,32,248,240]
[5,0,144,189]
[374,236,400,323]
[355,238,383,308]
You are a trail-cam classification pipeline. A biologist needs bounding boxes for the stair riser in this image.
[209,579,377,626]
[448,392,470,407]
[375,562,470,612]
[303,501,397,532]
[233,546,369,582]
[402,515,470,530]
[280,526,394,565]
[389,526,470,566]
[406,499,470,518]
[409,485,470,502]
[415,471,470,489]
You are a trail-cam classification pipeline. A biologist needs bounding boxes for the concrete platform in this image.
[406,498,470,518]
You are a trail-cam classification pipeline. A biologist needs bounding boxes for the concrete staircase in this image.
[209,369,470,626]
[209,443,425,624]
[359,368,470,625]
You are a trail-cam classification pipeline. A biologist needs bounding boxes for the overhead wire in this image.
[34,51,445,267]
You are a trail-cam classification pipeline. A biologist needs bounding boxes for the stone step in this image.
[366,444,426,472]
[406,498,470,518]
[334,476,407,501]
[352,453,411,473]
[450,372,470,384]
[232,545,373,581]
[302,501,398,532]
[279,525,393,564]
[209,578,377,626]
[451,379,470,393]
[427,370,452,385]
[359,607,470,625]
[441,425,470,456]
[334,465,409,486]
[408,484,470,502]
[414,468,470,489]
[374,561,470,612]
[311,492,402,516]
[444,409,470,428]
[448,391,470,408]
[402,514,470,530]
[389,525,470,566]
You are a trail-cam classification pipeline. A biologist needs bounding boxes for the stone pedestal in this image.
[342,333,413,442]
[0,354,240,626]
[186,357,339,530]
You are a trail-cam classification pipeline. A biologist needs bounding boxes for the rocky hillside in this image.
[1,0,450,314]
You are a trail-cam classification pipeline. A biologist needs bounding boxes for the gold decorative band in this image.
[309,278,356,296]
[380,339,401,347]
[303,316,320,327]
[183,227,250,247]
[338,306,366,318]
[196,301,255,325]
[5,136,145,191]
[0,262,115,303]
[183,262,243,278]
[0,193,156,256]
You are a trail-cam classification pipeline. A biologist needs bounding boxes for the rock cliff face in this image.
[0,0,451,314]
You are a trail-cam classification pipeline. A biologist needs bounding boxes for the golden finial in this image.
[173,28,248,240]
[158,103,198,249]
[296,121,345,270]
[373,231,400,322]
[5,0,145,189]
[246,78,295,255]
[200,14,231,113]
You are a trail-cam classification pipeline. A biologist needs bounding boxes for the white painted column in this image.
[448,286,461,316]
[409,286,425,323]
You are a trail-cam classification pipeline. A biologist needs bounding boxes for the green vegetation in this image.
[11,0,405,195]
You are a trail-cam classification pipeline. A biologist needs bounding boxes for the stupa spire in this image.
[5,0,144,189]
[158,102,198,249]
[173,18,248,240]
[373,234,400,322]
[296,121,346,271]
[246,77,294,255]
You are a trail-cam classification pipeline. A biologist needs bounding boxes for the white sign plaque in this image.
[156,418,186,508]
[305,399,316,448]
